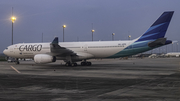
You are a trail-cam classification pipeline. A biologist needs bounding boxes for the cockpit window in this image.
[6,48,8,50]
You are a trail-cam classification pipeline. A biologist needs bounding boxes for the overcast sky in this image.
[0,0,180,53]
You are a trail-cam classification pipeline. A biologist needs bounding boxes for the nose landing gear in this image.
[15,58,19,64]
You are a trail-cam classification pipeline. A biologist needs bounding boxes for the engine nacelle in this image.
[34,54,56,64]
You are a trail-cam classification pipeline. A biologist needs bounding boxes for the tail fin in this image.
[136,11,174,42]
[52,37,58,44]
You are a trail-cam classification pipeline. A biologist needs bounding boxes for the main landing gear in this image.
[81,61,91,66]
[65,62,77,67]
[81,60,92,66]
[65,60,92,67]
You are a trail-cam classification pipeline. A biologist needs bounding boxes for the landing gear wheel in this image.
[71,63,77,67]
[86,62,92,66]
[71,63,75,67]
[15,58,19,65]
[81,61,92,66]
[81,62,86,66]
[74,63,77,66]
[15,61,19,65]
[66,62,77,67]
[65,62,71,66]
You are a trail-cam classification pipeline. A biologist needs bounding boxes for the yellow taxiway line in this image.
[10,66,21,74]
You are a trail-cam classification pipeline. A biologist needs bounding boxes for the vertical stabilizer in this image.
[136,11,174,42]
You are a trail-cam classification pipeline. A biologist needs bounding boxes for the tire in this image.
[87,62,92,66]
[15,61,19,65]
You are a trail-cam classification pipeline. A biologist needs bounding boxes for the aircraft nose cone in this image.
[3,49,7,55]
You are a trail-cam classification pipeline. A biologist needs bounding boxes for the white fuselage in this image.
[3,40,135,59]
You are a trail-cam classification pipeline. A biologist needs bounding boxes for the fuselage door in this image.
[84,44,88,52]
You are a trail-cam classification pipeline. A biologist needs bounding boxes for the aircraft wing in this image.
[75,52,94,59]
[50,37,76,56]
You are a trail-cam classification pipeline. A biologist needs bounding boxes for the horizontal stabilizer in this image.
[165,40,172,45]
[148,38,166,47]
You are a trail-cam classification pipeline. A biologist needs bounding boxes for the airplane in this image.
[3,11,174,66]
[165,52,180,57]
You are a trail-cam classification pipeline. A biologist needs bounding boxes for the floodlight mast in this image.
[11,7,16,45]
[62,25,66,42]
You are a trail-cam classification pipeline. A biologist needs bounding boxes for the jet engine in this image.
[34,54,56,64]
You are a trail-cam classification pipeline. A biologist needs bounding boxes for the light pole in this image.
[172,43,173,52]
[128,35,131,40]
[11,16,16,45]
[177,43,179,52]
[112,33,115,41]
[42,33,43,42]
[62,25,66,42]
[92,29,95,41]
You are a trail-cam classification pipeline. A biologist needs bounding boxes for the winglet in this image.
[52,37,58,44]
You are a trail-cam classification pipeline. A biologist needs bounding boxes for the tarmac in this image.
[0,58,180,101]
